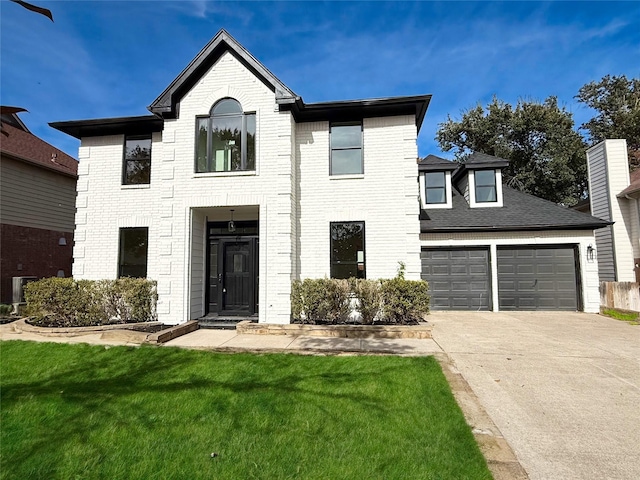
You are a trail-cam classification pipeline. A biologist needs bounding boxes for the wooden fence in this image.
[600,282,640,312]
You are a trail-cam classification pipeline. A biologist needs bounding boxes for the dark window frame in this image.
[330,122,363,175]
[330,221,366,279]
[122,135,152,185]
[195,98,256,173]
[118,227,149,278]
[425,171,447,205]
[474,169,497,203]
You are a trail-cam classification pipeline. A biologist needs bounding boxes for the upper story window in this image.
[474,169,497,203]
[425,172,447,204]
[123,135,151,185]
[330,222,365,279]
[330,122,363,175]
[196,98,256,173]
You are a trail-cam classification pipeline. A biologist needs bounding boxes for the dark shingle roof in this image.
[420,185,610,232]
[418,155,458,172]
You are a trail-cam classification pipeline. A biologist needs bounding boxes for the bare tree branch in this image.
[9,0,54,22]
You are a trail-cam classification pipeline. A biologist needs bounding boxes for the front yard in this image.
[0,342,491,479]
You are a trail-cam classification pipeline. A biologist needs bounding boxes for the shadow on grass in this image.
[2,342,423,476]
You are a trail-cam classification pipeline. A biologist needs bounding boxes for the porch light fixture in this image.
[228,209,236,233]
[58,237,67,246]
[587,244,595,261]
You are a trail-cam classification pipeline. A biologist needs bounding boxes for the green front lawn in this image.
[0,341,491,479]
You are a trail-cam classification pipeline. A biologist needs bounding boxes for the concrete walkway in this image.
[0,320,442,355]
[429,311,640,480]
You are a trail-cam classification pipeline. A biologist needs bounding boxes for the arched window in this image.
[196,98,256,172]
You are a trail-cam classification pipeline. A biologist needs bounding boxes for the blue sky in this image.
[1,1,639,159]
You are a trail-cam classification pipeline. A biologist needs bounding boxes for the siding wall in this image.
[420,229,601,313]
[587,140,635,281]
[0,156,76,232]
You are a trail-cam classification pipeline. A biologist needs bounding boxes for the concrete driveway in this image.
[429,311,640,480]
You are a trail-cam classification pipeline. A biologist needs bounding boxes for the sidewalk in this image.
[0,320,442,356]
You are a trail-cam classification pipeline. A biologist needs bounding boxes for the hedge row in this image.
[291,277,430,325]
[24,277,158,327]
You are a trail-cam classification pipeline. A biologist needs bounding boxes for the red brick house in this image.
[0,113,78,304]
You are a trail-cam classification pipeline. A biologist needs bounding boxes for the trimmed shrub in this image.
[0,304,13,316]
[98,278,158,323]
[24,277,157,327]
[380,277,430,325]
[349,278,382,325]
[291,278,351,324]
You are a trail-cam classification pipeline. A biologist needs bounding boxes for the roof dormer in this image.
[418,155,458,209]
[452,152,509,208]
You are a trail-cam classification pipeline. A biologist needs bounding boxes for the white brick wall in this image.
[420,230,601,313]
[297,116,421,281]
[75,52,297,324]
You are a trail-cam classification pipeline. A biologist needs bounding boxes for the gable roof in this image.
[418,154,458,172]
[452,152,510,182]
[0,121,77,177]
[52,29,432,136]
[149,29,297,119]
[420,184,610,233]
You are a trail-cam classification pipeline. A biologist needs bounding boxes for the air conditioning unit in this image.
[12,276,37,304]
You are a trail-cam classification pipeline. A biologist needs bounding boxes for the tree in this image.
[576,75,640,169]
[436,96,588,206]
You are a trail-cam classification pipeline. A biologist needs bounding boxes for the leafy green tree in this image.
[436,96,588,206]
[576,75,640,169]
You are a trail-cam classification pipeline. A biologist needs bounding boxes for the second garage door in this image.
[421,248,491,310]
[497,246,579,311]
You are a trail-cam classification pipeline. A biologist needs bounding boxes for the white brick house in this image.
[52,30,608,324]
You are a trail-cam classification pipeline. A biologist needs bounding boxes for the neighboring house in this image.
[418,153,609,312]
[0,113,78,304]
[50,30,607,324]
[582,139,639,282]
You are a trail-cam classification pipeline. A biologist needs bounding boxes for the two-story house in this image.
[1,113,77,305]
[51,29,607,324]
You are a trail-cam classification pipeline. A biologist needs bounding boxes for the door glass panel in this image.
[233,253,244,273]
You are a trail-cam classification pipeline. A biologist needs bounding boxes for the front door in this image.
[223,242,251,312]
[207,236,258,315]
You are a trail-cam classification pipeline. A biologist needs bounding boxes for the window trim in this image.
[469,169,503,208]
[421,171,453,209]
[195,98,256,174]
[122,135,152,186]
[330,122,363,176]
[118,227,149,278]
[330,221,366,279]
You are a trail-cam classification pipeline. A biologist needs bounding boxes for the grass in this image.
[0,342,491,480]
[601,307,639,325]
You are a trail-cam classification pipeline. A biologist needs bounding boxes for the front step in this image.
[198,316,257,330]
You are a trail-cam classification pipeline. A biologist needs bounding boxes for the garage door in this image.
[421,248,491,310]
[497,246,578,310]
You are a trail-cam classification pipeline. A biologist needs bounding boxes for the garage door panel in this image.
[498,246,578,311]
[421,248,490,311]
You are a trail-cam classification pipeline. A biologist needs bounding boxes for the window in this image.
[123,136,151,185]
[425,172,446,204]
[196,98,256,173]
[474,170,497,203]
[330,122,362,175]
[330,222,365,279]
[118,227,148,278]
